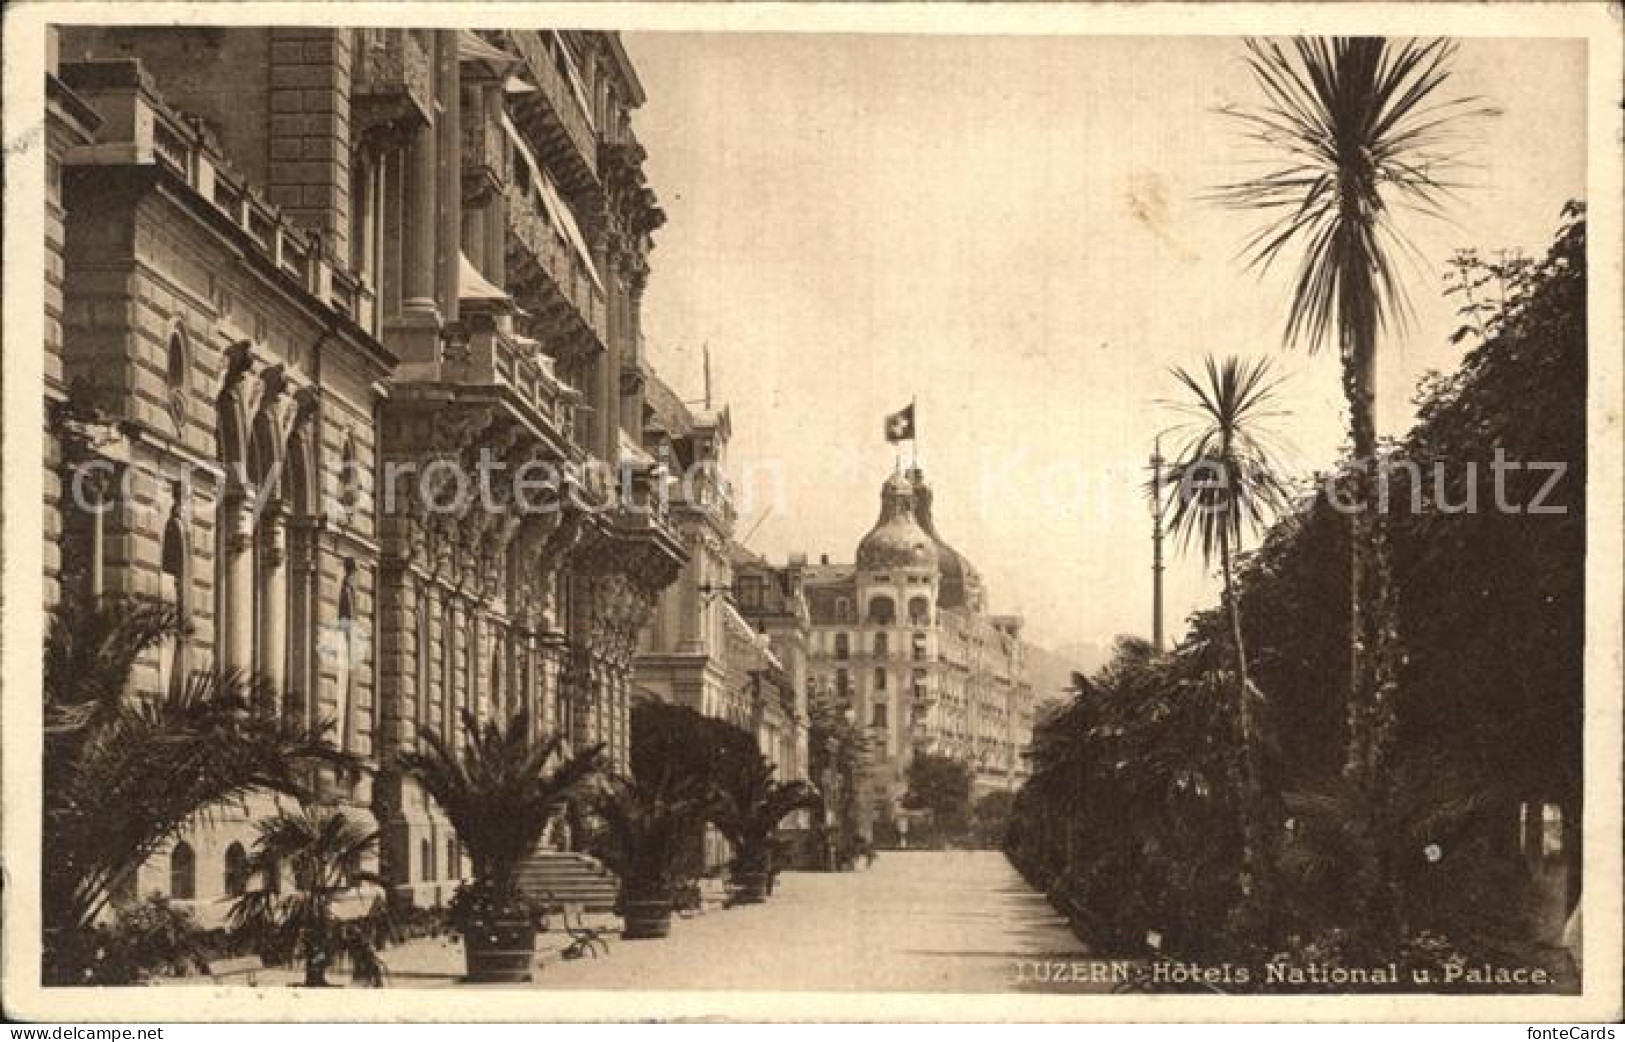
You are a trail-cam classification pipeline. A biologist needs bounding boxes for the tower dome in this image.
[909,467,984,610]
[856,473,939,572]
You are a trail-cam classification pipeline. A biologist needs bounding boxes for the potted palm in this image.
[227,806,390,987]
[711,754,821,904]
[41,592,354,985]
[590,775,710,939]
[399,710,603,982]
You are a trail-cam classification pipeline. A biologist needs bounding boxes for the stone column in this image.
[221,491,256,673]
[434,29,460,326]
[402,101,437,315]
[257,505,288,699]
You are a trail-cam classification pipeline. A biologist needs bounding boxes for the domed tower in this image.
[908,466,985,613]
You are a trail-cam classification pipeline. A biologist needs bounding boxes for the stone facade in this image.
[804,467,1036,844]
[45,27,684,921]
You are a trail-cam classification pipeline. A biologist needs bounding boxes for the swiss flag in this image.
[884,403,916,443]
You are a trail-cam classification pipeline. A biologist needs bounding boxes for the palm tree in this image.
[710,754,821,901]
[589,773,714,937]
[1160,354,1290,936]
[228,807,389,987]
[43,593,354,983]
[399,709,603,902]
[1213,37,1493,787]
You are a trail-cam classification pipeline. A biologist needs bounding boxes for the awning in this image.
[500,108,603,291]
[458,252,511,307]
[550,31,596,132]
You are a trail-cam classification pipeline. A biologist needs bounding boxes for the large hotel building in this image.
[803,467,1037,844]
[40,25,790,918]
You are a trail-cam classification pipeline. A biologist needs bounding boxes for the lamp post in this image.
[1150,435,1166,653]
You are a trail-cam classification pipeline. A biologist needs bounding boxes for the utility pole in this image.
[1150,434,1166,653]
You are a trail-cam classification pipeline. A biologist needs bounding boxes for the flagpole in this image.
[911,395,918,471]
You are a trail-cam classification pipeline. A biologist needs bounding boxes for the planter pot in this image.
[621,896,673,939]
[463,915,537,983]
[732,871,769,904]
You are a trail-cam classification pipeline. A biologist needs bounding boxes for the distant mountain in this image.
[1023,641,1109,703]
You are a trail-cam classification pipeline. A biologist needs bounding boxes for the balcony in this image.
[504,180,607,351]
[353,29,432,132]
[62,61,377,339]
[496,30,598,197]
[462,111,510,205]
[457,328,580,445]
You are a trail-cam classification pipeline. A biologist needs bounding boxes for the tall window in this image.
[871,702,888,728]
[834,597,851,623]
[169,842,196,900]
[224,842,248,897]
[836,668,850,699]
[873,632,889,657]
[335,570,357,752]
[873,668,887,692]
[158,516,186,695]
[868,596,895,626]
[421,838,435,882]
[909,596,930,626]
[912,632,928,661]
[834,633,849,660]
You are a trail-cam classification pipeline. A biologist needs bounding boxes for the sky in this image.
[621,33,1587,651]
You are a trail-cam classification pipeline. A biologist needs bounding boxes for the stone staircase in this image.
[515,850,620,913]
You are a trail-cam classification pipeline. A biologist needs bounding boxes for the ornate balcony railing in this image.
[504,180,607,347]
[496,30,598,195]
[63,61,377,338]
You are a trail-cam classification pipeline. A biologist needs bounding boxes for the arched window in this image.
[157,516,187,695]
[834,633,849,660]
[335,568,357,752]
[165,329,190,432]
[169,841,196,900]
[868,596,895,626]
[873,632,889,657]
[224,842,248,897]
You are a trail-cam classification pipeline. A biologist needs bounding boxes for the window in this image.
[335,571,358,752]
[158,517,187,695]
[871,702,888,728]
[834,597,851,623]
[169,842,196,900]
[909,596,930,626]
[737,575,765,610]
[262,857,282,893]
[868,596,895,626]
[836,669,850,699]
[165,329,188,431]
[912,632,928,661]
[834,633,849,661]
[447,838,459,880]
[873,633,889,657]
[224,842,248,897]
[873,668,887,692]
[421,838,435,882]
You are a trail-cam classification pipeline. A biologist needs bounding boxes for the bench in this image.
[540,895,609,960]
[205,955,265,986]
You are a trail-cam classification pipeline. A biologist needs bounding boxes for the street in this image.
[523,850,1113,993]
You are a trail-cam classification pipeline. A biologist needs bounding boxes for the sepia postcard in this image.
[1,0,1620,1024]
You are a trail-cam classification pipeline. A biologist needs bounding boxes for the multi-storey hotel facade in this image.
[44,26,687,918]
[803,467,1036,844]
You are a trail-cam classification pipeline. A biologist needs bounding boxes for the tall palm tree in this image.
[43,593,354,982]
[398,709,603,902]
[1213,37,1494,786]
[1160,354,1289,935]
[228,807,389,987]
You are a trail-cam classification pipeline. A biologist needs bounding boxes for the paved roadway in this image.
[522,849,1115,993]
